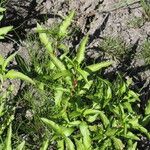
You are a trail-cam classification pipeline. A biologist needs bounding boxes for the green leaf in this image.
[142,115,150,126]
[76,35,88,64]
[128,141,137,150]
[41,118,64,137]
[74,139,85,149]
[99,111,110,128]
[86,61,112,72]
[0,55,4,65]
[124,132,140,140]
[40,139,49,150]
[0,15,3,21]
[54,89,63,106]
[2,52,17,71]
[83,109,100,116]
[0,26,13,37]
[4,124,12,150]
[5,70,35,84]
[105,128,118,137]
[65,138,75,150]
[58,10,75,38]
[57,140,64,150]
[79,122,91,149]
[53,70,71,80]
[112,137,124,150]
[49,52,66,71]
[16,141,25,150]
[37,23,53,53]
[145,100,150,115]
[99,139,111,150]
[0,7,6,12]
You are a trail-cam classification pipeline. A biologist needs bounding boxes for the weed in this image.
[140,39,150,64]
[127,16,145,28]
[140,0,150,21]
[100,36,127,61]
[16,11,148,149]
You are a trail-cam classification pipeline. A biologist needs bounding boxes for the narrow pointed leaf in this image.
[0,7,6,12]
[65,138,75,150]
[57,140,64,150]
[0,26,13,36]
[37,23,53,53]
[145,100,150,115]
[40,139,49,150]
[3,52,17,71]
[5,70,35,84]
[58,10,75,37]
[112,137,124,150]
[79,122,91,149]
[76,35,88,64]
[41,118,64,136]
[4,124,12,150]
[16,141,25,150]
[99,111,109,128]
[86,61,112,72]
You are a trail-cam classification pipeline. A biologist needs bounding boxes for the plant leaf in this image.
[65,138,75,150]
[76,35,88,64]
[5,70,35,84]
[58,10,75,38]
[40,139,49,150]
[112,137,124,150]
[86,61,112,72]
[145,100,150,115]
[37,23,53,53]
[16,141,25,150]
[2,52,17,71]
[0,26,13,37]
[41,118,64,137]
[4,124,12,150]
[79,121,91,149]
[99,111,110,128]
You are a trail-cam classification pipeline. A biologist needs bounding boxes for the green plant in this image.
[17,11,148,149]
[140,0,150,21]
[140,39,150,65]
[127,16,145,28]
[100,36,127,61]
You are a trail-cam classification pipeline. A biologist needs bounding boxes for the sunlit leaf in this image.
[40,139,49,150]
[58,10,75,38]
[0,26,13,37]
[65,138,75,150]
[145,100,150,115]
[5,70,35,84]
[79,122,91,149]
[86,61,112,72]
[4,124,12,150]
[2,52,17,71]
[16,141,25,150]
[112,137,124,150]
[76,35,88,64]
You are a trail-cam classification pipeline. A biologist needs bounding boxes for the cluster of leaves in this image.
[100,36,127,61]
[139,39,150,65]
[13,11,150,149]
[0,7,150,150]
